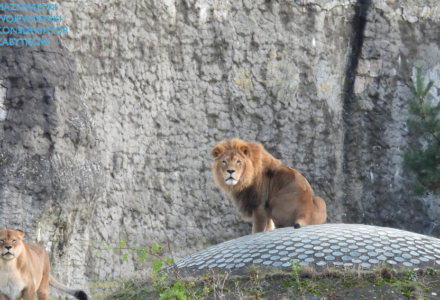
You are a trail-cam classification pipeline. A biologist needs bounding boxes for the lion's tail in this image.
[49,275,91,300]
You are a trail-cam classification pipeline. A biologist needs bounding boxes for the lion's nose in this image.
[227,170,235,175]
[5,246,12,250]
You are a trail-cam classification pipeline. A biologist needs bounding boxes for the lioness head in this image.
[212,139,255,190]
[0,229,25,260]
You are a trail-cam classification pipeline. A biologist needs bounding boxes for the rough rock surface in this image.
[0,0,103,291]
[0,0,440,292]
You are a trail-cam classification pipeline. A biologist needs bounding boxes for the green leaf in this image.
[165,258,174,264]
[426,268,436,275]
[159,289,173,300]
[416,67,424,95]
[408,84,418,97]
[152,259,163,274]
[136,249,148,262]
[423,80,434,97]
[152,243,164,252]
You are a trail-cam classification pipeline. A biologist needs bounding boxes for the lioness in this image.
[212,138,327,233]
[0,229,90,300]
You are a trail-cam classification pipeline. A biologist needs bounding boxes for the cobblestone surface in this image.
[173,224,440,273]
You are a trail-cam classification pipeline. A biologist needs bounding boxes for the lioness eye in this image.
[237,160,241,165]
[12,240,16,243]
[0,240,3,243]
[222,160,226,165]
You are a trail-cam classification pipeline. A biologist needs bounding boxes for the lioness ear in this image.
[239,145,251,157]
[212,145,225,158]
[14,229,25,238]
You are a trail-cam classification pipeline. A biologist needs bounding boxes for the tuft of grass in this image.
[105,265,440,300]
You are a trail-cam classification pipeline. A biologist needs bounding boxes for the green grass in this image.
[104,265,440,300]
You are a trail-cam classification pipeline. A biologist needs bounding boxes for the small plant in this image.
[159,281,187,300]
[403,67,440,194]
[290,260,302,284]
[426,268,436,275]
[405,269,418,281]
[91,240,200,300]
[250,285,263,299]
[289,260,313,295]
[378,266,396,280]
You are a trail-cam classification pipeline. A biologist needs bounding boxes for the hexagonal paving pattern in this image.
[171,224,440,273]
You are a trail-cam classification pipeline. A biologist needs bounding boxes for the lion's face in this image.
[0,229,25,261]
[215,150,246,186]
[212,140,254,190]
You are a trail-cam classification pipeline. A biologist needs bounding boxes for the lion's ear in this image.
[14,229,25,239]
[212,145,225,158]
[239,145,251,157]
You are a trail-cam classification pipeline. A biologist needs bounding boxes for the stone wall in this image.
[0,0,439,293]
[342,0,440,235]
[0,0,103,290]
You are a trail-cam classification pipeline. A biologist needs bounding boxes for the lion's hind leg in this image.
[37,272,50,300]
[312,196,327,224]
[265,218,275,231]
[36,288,49,300]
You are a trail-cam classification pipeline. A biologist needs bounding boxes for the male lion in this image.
[212,138,327,233]
[0,229,90,300]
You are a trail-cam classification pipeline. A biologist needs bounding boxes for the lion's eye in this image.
[12,240,16,243]
[0,240,4,243]
[237,160,241,165]
[222,160,226,165]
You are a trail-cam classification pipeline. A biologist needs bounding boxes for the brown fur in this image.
[212,138,327,233]
[0,229,90,300]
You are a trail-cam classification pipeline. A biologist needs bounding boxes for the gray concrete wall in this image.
[0,0,439,292]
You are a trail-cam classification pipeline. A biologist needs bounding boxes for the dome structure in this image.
[170,224,440,273]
